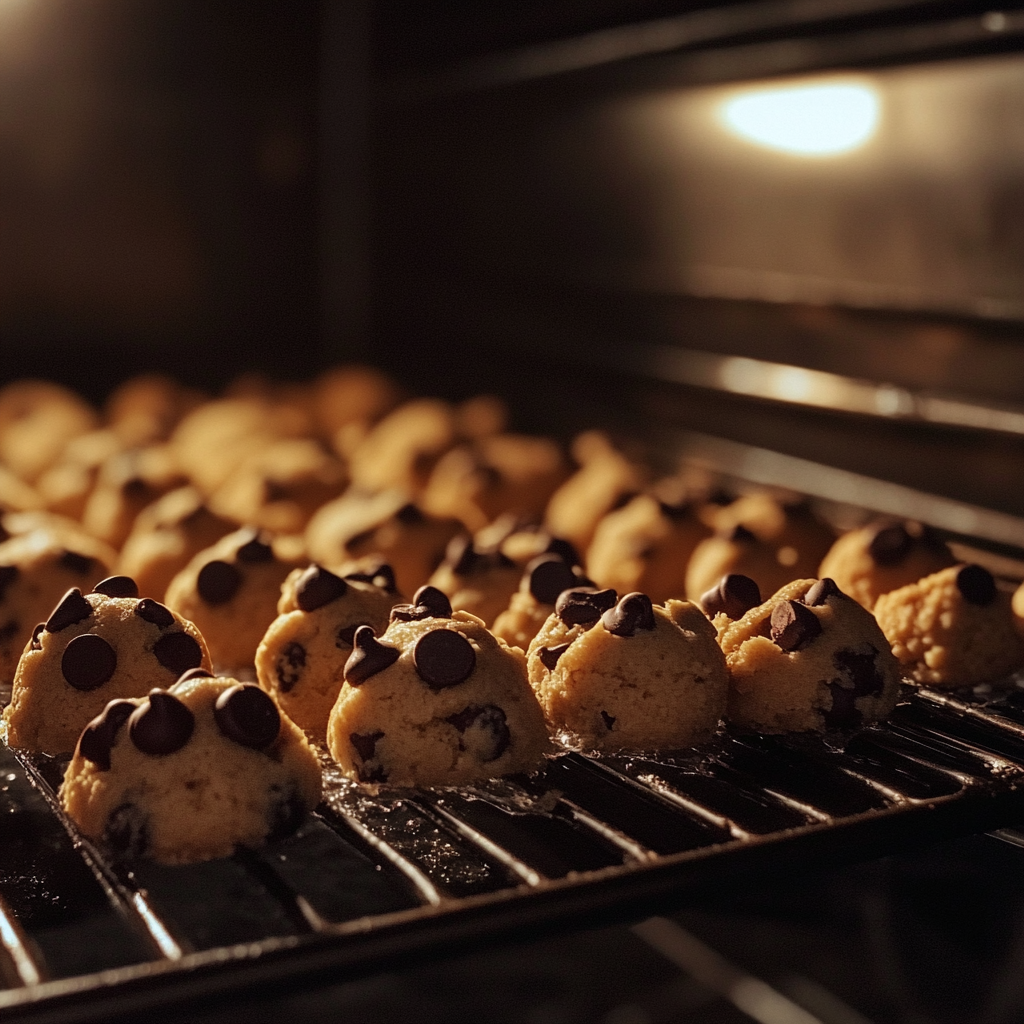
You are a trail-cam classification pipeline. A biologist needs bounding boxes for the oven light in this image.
[719,82,880,156]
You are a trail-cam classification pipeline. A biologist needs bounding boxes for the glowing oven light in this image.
[719,82,880,156]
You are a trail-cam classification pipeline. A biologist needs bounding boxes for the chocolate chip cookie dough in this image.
[718,578,900,733]
[426,536,521,627]
[874,564,1024,687]
[3,577,210,754]
[527,589,728,751]
[685,525,801,604]
[60,673,322,864]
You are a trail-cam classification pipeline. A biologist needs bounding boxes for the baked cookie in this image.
[255,563,396,740]
[874,564,1024,687]
[3,577,210,754]
[164,528,302,672]
[685,525,803,603]
[427,536,521,627]
[60,672,322,864]
[527,589,727,751]
[718,577,900,733]
[818,520,956,610]
[326,604,548,787]
[306,489,463,597]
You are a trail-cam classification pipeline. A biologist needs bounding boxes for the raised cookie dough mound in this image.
[527,589,727,752]
[874,564,1024,687]
[818,520,955,610]
[685,525,802,603]
[719,578,900,733]
[255,563,396,740]
[164,528,302,673]
[327,602,548,787]
[3,577,210,754]
[427,536,521,627]
[60,672,322,864]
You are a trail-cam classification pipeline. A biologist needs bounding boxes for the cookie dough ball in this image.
[327,606,548,787]
[106,374,202,447]
[0,529,116,684]
[165,528,302,673]
[544,432,646,553]
[875,564,1024,687]
[118,487,236,602]
[60,673,322,864]
[3,578,210,753]
[306,489,463,596]
[34,429,125,520]
[718,578,900,733]
[527,589,727,751]
[313,364,402,441]
[255,563,396,740]
[818,520,956,610]
[686,525,803,603]
[0,466,42,514]
[427,536,521,627]
[587,492,711,604]
[493,554,594,651]
[475,516,583,571]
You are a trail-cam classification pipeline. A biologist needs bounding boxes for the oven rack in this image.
[4,684,1024,1024]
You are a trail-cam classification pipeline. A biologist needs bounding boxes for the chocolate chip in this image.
[555,587,617,627]
[344,626,400,685]
[446,704,509,762]
[121,477,150,500]
[177,667,213,682]
[868,523,912,566]
[59,551,94,575]
[62,633,117,691]
[295,564,348,611]
[336,623,368,648]
[770,600,822,652]
[956,564,997,606]
[214,684,281,748]
[104,802,149,857]
[236,530,274,563]
[276,641,307,692]
[0,564,19,602]
[358,763,388,784]
[45,588,93,632]
[395,503,425,525]
[446,535,514,576]
[658,501,691,521]
[727,524,757,543]
[0,621,16,642]
[78,699,136,770]
[539,643,571,670]
[153,631,204,674]
[136,599,174,628]
[700,574,761,619]
[345,563,398,593]
[29,623,44,650]
[602,592,656,637]
[414,629,476,690]
[266,786,306,840]
[823,646,885,729]
[390,584,452,622]
[350,730,384,762]
[600,710,616,730]
[544,536,582,567]
[197,560,242,605]
[803,578,843,607]
[129,690,195,756]
[527,555,584,605]
[93,576,139,598]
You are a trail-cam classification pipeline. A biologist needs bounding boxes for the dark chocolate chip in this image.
[153,632,204,675]
[197,560,242,605]
[121,477,150,500]
[770,600,822,652]
[345,563,398,593]
[527,555,583,606]
[445,535,514,576]
[446,704,509,762]
[602,592,656,637]
[59,551,94,575]
[956,564,997,606]
[543,536,582,567]
[30,623,44,650]
[104,802,149,857]
[868,523,912,566]
[45,588,93,632]
[823,645,885,730]
[344,626,400,685]
[600,710,616,730]
[295,564,348,611]
[395,503,425,525]
[336,622,369,648]
[539,643,571,670]
[129,691,195,756]
[77,699,136,770]
[699,574,761,620]
[177,667,213,682]
[390,584,452,622]
[214,684,280,748]
[0,564,19,602]
[727,524,757,543]
[276,641,307,692]
[555,587,617,627]
[236,530,274,563]
[62,633,117,691]
[136,599,174,628]
[658,500,691,521]
[414,629,476,690]
[266,785,306,840]
[350,730,384,762]
[93,576,139,598]
[803,578,843,607]
[357,763,388,784]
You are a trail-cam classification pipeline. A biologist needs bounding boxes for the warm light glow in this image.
[720,82,880,156]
